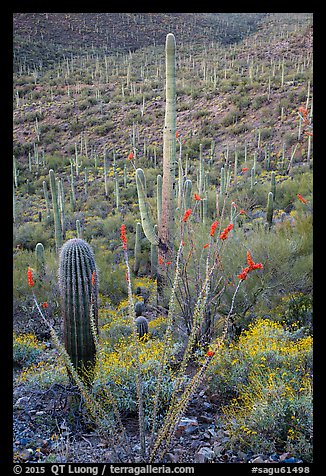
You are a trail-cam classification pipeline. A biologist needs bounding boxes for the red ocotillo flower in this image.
[299,106,309,124]
[203,243,209,249]
[297,193,308,204]
[210,220,219,237]
[194,193,201,201]
[207,350,215,357]
[246,250,255,269]
[182,209,192,222]
[242,167,249,172]
[158,256,164,265]
[41,302,48,309]
[27,267,35,288]
[220,223,233,240]
[120,224,127,250]
[128,151,134,160]
[238,251,263,280]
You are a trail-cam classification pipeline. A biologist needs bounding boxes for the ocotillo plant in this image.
[49,169,62,251]
[58,238,99,384]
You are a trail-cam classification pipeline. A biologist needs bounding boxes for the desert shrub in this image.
[17,359,69,388]
[207,318,313,461]
[93,334,176,424]
[13,332,46,367]
[217,211,312,333]
[221,108,243,127]
[13,222,52,250]
[93,121,115,136]
[252,94,267,110]
[265,292,312,333]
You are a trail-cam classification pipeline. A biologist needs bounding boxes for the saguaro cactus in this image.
[266,191,274,228]
[159,33,176,268]
[135,33,176,307]
[136,168,159,246]
[49,169,63,252]
[271,171,276,200]
[43,180,51,221]
[35,242,45,278]
[184,179,192,210]
[134,222,142,275]
[59,238,98,383]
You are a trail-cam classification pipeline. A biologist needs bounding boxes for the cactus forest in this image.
[13,13,313,466]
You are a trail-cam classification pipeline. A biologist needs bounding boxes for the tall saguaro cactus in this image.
[160,34,176,255]
[59,238,98,384]
[49,169,63,252]
[135,34,176,308]
[158,33,176,305]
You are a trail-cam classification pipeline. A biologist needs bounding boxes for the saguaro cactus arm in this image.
[135,168,159,245]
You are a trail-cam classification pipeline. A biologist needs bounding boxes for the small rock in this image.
[237,450,247,460]
[199,414,214,423]
[251,456,265,463]
[165,453,178,463]
[195,446,215,463]
[175,417,198,437]
[17,448,33,462]
[14,397,29,408]
[202,401,212,410]
[284,457,303,463]
[279,452,292,461]
[213,444,224,456]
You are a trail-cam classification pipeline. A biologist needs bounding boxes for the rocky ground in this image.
[13,379,303,464]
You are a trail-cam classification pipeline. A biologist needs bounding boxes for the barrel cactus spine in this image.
[59,238,99,384]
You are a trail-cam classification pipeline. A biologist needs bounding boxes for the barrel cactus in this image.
[58,238,98,383]
[136,316,149,339]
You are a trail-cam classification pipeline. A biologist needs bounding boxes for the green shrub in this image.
[13,332,46,367]
[207,319,313,461]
